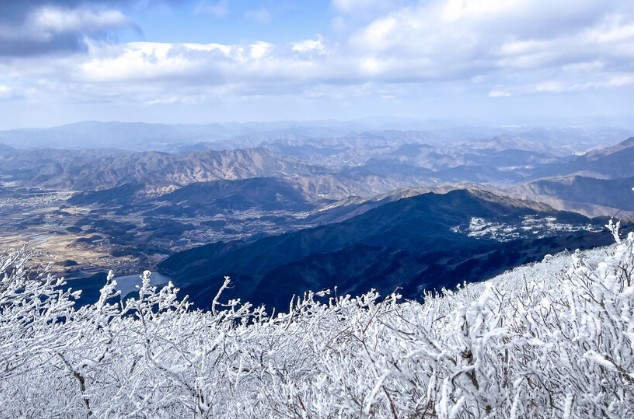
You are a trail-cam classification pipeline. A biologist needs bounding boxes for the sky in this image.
[0,0,633,129]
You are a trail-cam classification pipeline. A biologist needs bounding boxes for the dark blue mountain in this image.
[159,189,613,311]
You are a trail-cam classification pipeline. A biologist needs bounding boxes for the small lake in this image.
[113,272,172,298]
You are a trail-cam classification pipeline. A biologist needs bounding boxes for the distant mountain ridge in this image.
[0,147,324,190]
[533,136,634,179]
[507,137,634,216]
[2,127,633,216]
[512,175,634,216]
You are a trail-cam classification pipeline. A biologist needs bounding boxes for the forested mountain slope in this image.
[159,189,613,310]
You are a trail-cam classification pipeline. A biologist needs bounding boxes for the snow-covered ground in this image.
[451,215,603,241]
[0,229,632,418]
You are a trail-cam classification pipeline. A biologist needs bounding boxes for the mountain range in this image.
[3,131,632,213]
[65,136,634,217]
[2,123,632,302]
[0,148,322,191]
[513,176,634,216]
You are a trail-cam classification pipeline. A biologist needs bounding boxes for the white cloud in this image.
[182,42,232,55]
[2,0,634,126]
[291,36,326,54]
[249,42,272,59]
[586,17,634,44]
[79,42,208,82]
[359,56,380,74]
[75,40,330,89]
[440,0,515,22]
[358,15,398,49]
[346,0,634,93]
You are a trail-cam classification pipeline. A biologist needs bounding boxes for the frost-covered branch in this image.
[0,228,633,417]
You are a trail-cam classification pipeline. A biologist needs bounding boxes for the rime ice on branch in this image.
[0,223,632,417]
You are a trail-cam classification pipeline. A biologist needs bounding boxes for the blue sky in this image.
[0,0,633,129]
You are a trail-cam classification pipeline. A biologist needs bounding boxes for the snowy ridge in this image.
[467,244,610,294]
[0,229,632,417]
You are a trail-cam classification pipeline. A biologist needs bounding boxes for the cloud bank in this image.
[0,0,633,126]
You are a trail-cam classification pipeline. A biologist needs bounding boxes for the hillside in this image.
[0,147,323,190]
[159,189,613,310]
[534,136,634,179]
[512,175,634,216]
[149,177,316,216]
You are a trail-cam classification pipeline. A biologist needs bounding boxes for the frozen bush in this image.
[0,224,632,417]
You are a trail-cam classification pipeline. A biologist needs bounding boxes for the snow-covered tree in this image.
[0,223,632,417]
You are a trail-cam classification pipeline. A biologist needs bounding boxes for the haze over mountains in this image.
[0,120,631,152]
[1,122,632,212]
